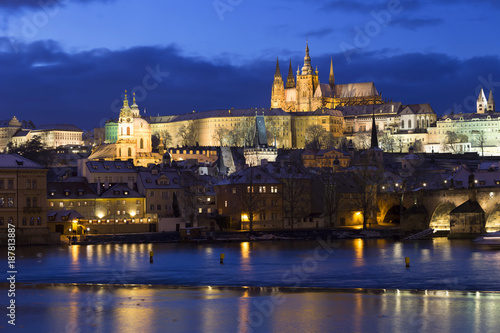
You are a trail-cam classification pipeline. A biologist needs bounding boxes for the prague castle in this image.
[271,42,382,112]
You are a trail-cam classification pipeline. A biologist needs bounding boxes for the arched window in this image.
[408,120,412,128]
[121,128,123,135]
[140,138,144,149]
[127,127,130,136]
[128,147,132,157]
[37,217,42,225]
[401,120,405,128]
[30,217,34,225]
[22,217,27,225]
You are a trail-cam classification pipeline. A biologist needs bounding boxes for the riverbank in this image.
[72,228,405,245]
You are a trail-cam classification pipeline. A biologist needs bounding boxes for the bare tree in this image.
[305,124,328,150]
[350,163,382,229]
[473,130,486,156]
[413,139,424,153]
[239,117,256,147]
[321,170,341,228]
[380,132,395,152]
[280,164,311,229]
[355,132,371,150]
[177,121,198,146]
[212,127,230,146]
[266,118,284,147]
[236,167,261,232]
[442,131,467,153]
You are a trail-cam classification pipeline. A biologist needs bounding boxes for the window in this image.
[259,186,266,193]
[30,217,34,225]
[270,186,278,193]
[136,200,141,205]
[150,191,155,197]
[136,209,140,215]
[32,197,37,207]
[26,179,31,189]
[259,212,266,220]
[8,179,14,189]
[0,217,3,225]
[199,208,203,213]
[128,147,132,157]
[150,204,155,211]
[121,200,126,205]
[157,204,161,210]
[225,200,228,208]
[22,217,27,225]
[26,197,31,207]
[161,191,168,199]
[0,179,3,189]
[59,202,64,207]
[8,197,14,207]
[232,188,236,194]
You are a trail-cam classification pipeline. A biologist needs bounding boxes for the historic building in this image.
[271,43,383,112]
[28,124,83,148]
[89,91,162,167]
[0,154,50,245]
[0,117,23,152]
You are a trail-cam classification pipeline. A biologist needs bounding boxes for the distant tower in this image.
[296,42,320,112]
[286,60,295,88]
[477,87,488,113]
[329,57,335,90]
[488,90,495,112]
[270,58,285,109]
[371,111,379,149]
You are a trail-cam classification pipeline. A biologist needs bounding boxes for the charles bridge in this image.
[378,186,500,232]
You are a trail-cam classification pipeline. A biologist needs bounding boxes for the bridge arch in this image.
[429,202,456,231]
[486,204,500,232]
[382,205,400,224]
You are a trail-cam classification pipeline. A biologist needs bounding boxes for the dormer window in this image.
[146,178,152,184]
[123,191,129,195]
[152,169,159,175]
[64,190,70,196]
[78,189,84,196]
[50,190,56,196]
[114,190,120,195]
[92,165,98,170]
[115,164,121,169]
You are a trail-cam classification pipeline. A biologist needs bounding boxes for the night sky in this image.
[1,0,500,130]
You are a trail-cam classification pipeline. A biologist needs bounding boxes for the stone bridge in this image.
[377,187,500,232]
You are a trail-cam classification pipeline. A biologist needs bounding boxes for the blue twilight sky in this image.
[1,0,500,130]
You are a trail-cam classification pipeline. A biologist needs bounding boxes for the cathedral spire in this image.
[123,90,129,108]
[286,59,295,88]
[371,111,378,149]
[329,57,335,88]
[301,41,313,75]
[274,57,281,78]
[477,87,488,113]
[488,90,495,112]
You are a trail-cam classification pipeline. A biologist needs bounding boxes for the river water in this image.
[3,238,500,332]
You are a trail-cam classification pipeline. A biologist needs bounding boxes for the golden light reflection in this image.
[70,245,80,268]
[353,238,365,267]
[113,288,154,333]
[238,289,251,333]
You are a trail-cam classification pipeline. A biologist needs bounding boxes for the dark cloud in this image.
[1,38,499,130]
[0,0,112,10]
[390,17,443,30]
[302,28,335,39]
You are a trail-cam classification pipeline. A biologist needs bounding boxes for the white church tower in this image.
[477,88,488,113]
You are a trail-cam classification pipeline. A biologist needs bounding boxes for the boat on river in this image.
[473,231,500,247]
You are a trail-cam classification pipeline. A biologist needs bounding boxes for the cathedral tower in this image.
[270,58,285,109]
[296,42,320,112]
[488,90,495,112]
[477,87,488,113]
